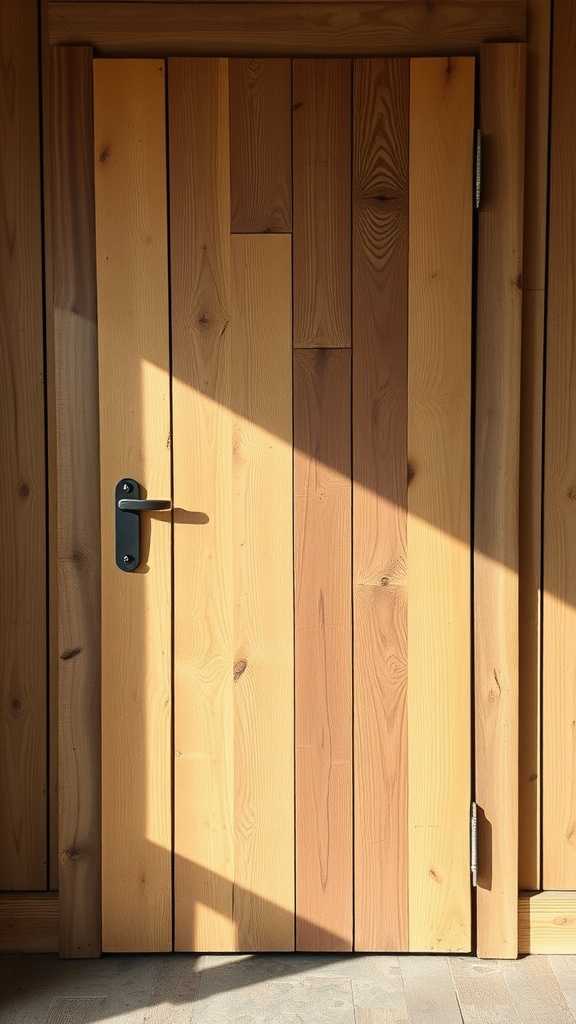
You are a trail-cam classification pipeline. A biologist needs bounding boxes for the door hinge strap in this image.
[470,800,478,887]
[474,129,482,211]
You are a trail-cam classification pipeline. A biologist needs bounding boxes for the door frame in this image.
[48,38,525,959]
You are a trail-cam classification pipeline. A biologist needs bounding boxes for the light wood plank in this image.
[475,43,526,960]
[450,957,521,1024]
[501,954,575,1022]
[231,234,294,951]
[0,0,47,891]
[0,894,59,954]
[169,57,235,954]
[230,59,291,233]
[401,957,463,1024]
[353,58,409,953]
[94,58,172,952]
[407,56,474,953]
[542,0,576,890]
[518,0,551,895]
[293,59,351,348]
[51,45,101,958]
[519,893,576,955]
[294,349,352,951]
[48,3,527,57]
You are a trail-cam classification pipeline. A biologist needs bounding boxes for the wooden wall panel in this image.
[0,0,47,891]
[231,235,294,951]
[48,3,527,57]
[518,0,550,894]
[293,59,351,348]
[519,892,576,954]
[294,349,352,951]
[230,59,291,233]
[475,43,526,960]
[169,57,235,954]
[0,894,59,954]
[94,58,172,952]
[543,0,576,890]
[51,45,101,958]
[407,56,473,953]
[353,58,409,953]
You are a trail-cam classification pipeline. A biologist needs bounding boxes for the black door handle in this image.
[115,478,171,572]
[117,498,171,512]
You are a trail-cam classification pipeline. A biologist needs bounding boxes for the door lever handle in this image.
[117,498,171,512]
[115,478,171,572]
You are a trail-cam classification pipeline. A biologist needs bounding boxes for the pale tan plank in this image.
[518,0,551,894]
[475,43,526,960]
[169,57,235,954]
[0,894,59,953]
[48,3,527,57]
[407,56,474,953]
[230,59,291,233]
[542,0,576,890]
[231,234,294,950]
[293,58,351,348]
[0,0,47,891]
[519,892,576,955]
[353,58,409,953]
[94,58,172,952]
[294,349,352,951]
[51,45,101,958]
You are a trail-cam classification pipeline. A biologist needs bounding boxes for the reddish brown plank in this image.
[230,59,291,232]
[353,58,409,951]
[50,45,101,957]
[293,59,351,348]
[0,0,47,891]
[294,348,352,952]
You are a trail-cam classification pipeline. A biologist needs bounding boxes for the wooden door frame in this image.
[47,26,526,959]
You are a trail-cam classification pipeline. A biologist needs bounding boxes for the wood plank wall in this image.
[0,0,557,958]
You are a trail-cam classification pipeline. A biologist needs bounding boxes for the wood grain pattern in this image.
[51,45,101,958]
[169,58,235,954]
[475,43,526,960]
[0,0,47,891]
[231,234,294,951]
[519,892,576,954]
[0,893,59,953]
[518,0,550,894]
[294,349,352,951]
[48,3,527,57]
[94,58,172,952]
[407,56,473,953]
[542,0,576,889]
[230,59,291,233]
[293,59,351,348]
[353,58,409,953]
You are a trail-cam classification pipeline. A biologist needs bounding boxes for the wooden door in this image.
[94,55,475,954]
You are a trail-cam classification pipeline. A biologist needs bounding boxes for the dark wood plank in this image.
[293,59,351,348]
[50,46,101,957]
[542,0,576,890]
[475,43,526,959]
[294,349,352,951]
[0,893,59,953]
[353,58,409,952]
[48,2,526,57]
[230,59,291,233]
[0,0,47,891]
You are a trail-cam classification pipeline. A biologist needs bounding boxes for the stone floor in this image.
[2,952,576,1023]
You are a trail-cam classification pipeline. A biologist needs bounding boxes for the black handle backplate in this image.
[116,478,141,572]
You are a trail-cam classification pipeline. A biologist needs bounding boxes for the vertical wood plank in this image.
[353,58,409,952]
[0,0,47,891]
[169,57,235,953]
[518,0,551,894]
[294,348,352,951]
[94,58,172,952]
[231,234,294,950]
[475,43,526,960]
[293,59,351,348]
[407,56,474,953]
[230,59,291,233]
[51,45,101,957]
[543,0,576,889]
